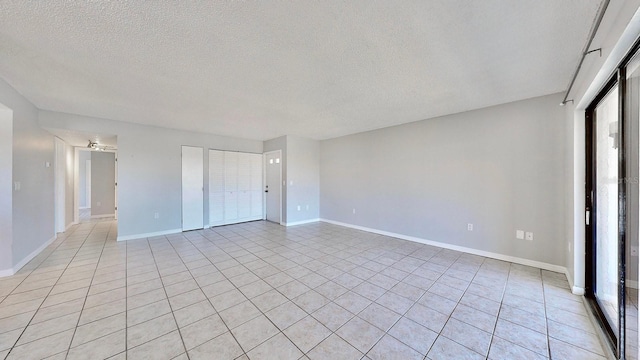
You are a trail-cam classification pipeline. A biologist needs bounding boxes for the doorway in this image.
[264,150,282,224]
[74,147,117,224]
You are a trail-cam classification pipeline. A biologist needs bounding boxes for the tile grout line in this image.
[0,220,605,360]
[484,262,512,360]
[0,223,83,307]
[356,249,488,359]
[64,221,113,358]
[179,229,287,358]
[146,236,193,359]
[4,221,100,359]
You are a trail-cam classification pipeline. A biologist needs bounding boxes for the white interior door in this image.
[209,150,225,226]
[265,151,281,224]
[182,146,204,231]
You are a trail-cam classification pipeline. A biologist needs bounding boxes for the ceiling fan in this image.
[87,140,115,151]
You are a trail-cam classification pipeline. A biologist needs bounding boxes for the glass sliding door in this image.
[625,50,640,360]
[587,82,622,349]
[586,40,640,359]
[595,85,620,331]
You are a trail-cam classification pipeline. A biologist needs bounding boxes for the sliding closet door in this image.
[224,151,239,222]
[251,154,263,218]
[237,152,252,220]
[208,150,264,227]
[209,150,225,227]
[181,146,204,231]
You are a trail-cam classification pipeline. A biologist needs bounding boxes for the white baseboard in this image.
[564,268,586,295]
[117,228,182,241]
[91,213,115,219]
[320,218,569,275]
[0,268,14,277]
[571,286,586,296]
[64,221,77,232]
[0,234,59,277]
[285,218,320,227]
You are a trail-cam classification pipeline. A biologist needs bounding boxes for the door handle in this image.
[265,190,269,193]
[586,209,590,225]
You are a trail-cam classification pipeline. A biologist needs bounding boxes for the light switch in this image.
[14,181,21,191]
[516,230,524,239]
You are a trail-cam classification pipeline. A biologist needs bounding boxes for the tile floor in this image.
[0,219,606,360]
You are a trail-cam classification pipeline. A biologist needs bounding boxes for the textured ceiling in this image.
[0,1,602,140]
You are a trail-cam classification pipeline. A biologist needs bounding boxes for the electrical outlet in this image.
[467,223,473,231]
[516,230,525,239]
[13,182,20,191]
[154,212,159,219]
[631,246,639,257]
[306,205,309,210]
[525,232,534,241]
[297,205,301,211]
[97,201,101,206]
[353,208,356,214]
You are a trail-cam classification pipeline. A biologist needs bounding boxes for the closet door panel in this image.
[208,150,225,226]
[238,152,252,191]
[225,191,238,221]
[238,190,251,219]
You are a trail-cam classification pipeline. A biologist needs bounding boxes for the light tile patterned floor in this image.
[0,220,605,360]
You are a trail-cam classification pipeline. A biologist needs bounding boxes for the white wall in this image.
[39,110,263,239]
[286,136,320,224]
[0,78,55,271]
[0,104,13,273]
[91,151,116,216]
[321,93,566,267]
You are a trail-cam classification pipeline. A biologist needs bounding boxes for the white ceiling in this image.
[0,1,602,141]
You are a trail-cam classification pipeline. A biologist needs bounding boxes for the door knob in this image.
[265,190,268,193]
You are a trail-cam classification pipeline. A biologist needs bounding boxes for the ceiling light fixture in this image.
[87,140,109,151]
